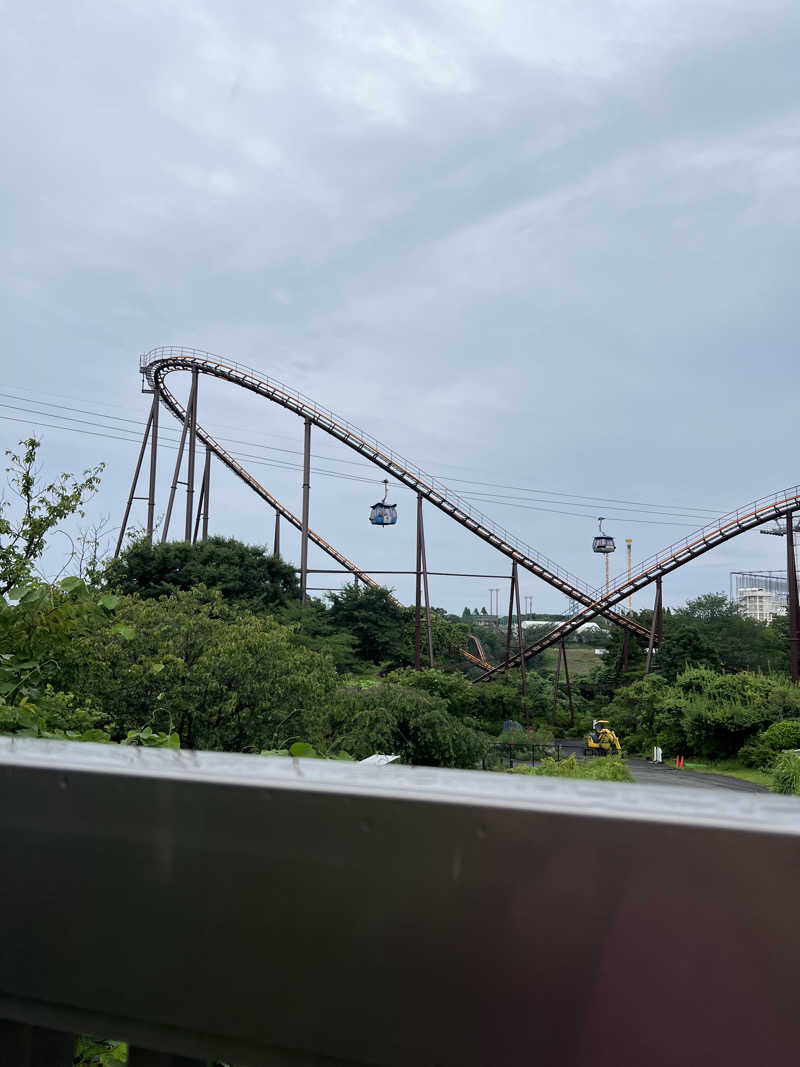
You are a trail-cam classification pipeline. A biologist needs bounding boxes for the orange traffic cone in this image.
[675,755,680,769]
[680,755,685,769]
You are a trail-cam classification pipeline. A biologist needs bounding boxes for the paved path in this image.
[553,739,769,793]
[626,758,768,792]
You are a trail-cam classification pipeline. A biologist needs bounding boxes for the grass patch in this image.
[510,754,634,783]
[682,760,772,788]
[537,646,605,678]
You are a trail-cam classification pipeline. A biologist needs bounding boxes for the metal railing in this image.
[483,742,563,769]
[2,738,800,1066]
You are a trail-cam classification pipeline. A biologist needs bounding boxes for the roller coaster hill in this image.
[117,346,800,701]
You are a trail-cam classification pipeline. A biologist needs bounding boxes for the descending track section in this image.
[475,485,800,680]
[144,357,493,671]
[140,346,649,640]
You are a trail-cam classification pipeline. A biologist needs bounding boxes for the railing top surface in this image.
[3,738,799,836]
[139,345,595,594]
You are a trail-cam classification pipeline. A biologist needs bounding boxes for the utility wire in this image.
[0,395,722,522]
[0,411,701,528]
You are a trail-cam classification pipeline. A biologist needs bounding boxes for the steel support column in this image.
[551,641,562,729]
[162,375,196,543]
[192,448,210,544]
[505,568,516,666]
[184,369,199,542]
[201,446,210,541]
[561,637,574,727]
[617,630,630,680]
[512,562,528,727]
[114,406,153,558]
[645,576,663,676]
[787,512,799,684]
[415,493,423,670]
[418,494,434,668]
[146,388,159,543]
[300,417,311,604]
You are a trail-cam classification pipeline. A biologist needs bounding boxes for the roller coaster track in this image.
[140,347,649,640]
[474,485,800,681]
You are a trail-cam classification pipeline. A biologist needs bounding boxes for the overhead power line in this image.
[0,409,702,529]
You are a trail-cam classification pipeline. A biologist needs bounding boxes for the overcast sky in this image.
[3,0,799,614]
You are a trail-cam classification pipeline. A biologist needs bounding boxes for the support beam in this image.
[184,369,199,543]
[787,512,800,684]
[201,446,210,542]
[115,406,153,558]
[644,576,663,676]
[162,375,196,543]
[418,494,434,668]
[551,640,562,729]
[512,562,528,727]
[191,448,210,545]
[300,417,311,604]
[505,568,515,666]
[561,637,574,728]
[420,490,426,665]
[273,513,280,557]
[146,389,159,542]
[617,630,630,680]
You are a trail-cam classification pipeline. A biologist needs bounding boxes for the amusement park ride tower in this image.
[592,517,616,594]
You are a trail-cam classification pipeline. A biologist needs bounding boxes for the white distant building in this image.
[736,586,786,624]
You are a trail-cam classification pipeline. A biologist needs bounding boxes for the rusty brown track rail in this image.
[475,485,800,680]
[146,358,492,671]
[140,347,649,641]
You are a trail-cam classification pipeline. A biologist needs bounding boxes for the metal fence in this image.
[483,742,563,769]
[2,738,800,1066]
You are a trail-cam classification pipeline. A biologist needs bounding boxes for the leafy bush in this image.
[510,754,633,783]
[770,751,800,795]
[739,719,800,769]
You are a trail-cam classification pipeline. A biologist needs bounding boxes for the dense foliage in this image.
[104,536,299,611]
[511,754,634,782]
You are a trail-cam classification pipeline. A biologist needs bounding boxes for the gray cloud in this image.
[2,0,799,611]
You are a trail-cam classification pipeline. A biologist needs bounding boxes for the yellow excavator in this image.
[586,719,622,756]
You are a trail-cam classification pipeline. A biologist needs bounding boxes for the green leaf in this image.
[166,732,180,749]
[98,593,121,612]
[59,576,83,591]
[19,586,47,606]
[289,742,319,759]
[110,624,136,641]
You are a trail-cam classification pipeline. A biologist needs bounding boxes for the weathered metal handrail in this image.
[2,738,800,1066]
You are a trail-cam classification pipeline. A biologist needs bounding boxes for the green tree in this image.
[333,682,489,768]
[326,583,413,666]
[56,590,338,752]
[104,536,299,611]
[0,438,103,596]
